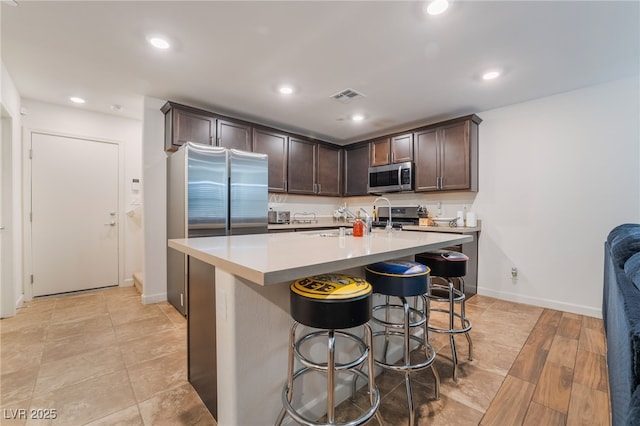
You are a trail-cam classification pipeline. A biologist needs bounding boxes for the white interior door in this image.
[31,133,119,297]
[0,117,6,313]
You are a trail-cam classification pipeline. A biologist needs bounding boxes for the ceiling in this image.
[2,1,639,145]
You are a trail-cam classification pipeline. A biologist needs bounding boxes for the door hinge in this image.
[29,149,33,159]
[30,212,32,222]
[30,274,34,285]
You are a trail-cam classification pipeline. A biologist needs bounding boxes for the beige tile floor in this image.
[0,286,214,426]
[0,286,605,425]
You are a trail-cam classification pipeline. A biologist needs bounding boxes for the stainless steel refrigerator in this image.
[167,142,268,315]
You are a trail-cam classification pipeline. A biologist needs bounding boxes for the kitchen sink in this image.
[314,229,353,237]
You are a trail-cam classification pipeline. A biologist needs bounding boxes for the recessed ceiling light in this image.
[278,85,294,95]
[69,96,86,104]
[148,36,170,49]
[482,70,501,80]
[425,0,449,16]
[351,114,365,122]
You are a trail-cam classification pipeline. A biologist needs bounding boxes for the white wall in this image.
[141,96,168,304]
[1,62,22,316]
[472,76,640,317]
[20,99,143,295]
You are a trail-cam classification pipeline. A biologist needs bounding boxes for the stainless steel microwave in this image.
[367,161,414,193]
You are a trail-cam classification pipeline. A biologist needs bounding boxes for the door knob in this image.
[104,221,116,226]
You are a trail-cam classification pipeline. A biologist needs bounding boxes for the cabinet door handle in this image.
[317,183,321,193]
[391,151,395,163]
[284,180,288,192]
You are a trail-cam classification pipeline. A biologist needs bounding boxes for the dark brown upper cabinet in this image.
[162,102,216,152]
[370,137,391,166]
[369,133,413,166]
[316,144,342,197]
[287,138,342,196]
[252,128,288,193]
[217,119,252,151]
[344,143,369,196]
[414,115,481,192]
[287,137,317,194]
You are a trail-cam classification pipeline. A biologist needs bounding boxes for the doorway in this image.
[30,132,120,297]
[0,110,14,317]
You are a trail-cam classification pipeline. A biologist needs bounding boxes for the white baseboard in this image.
[15,293,24,309]
[141,292,167,305]
[122,278,134,287]
[477,286,602,319]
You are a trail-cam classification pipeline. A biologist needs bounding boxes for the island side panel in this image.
[215,268,292,426]
[188,257,217,417]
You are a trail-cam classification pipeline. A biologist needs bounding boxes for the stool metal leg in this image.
[420,294,440,400]
[458,277,474,361]
[327,330,336,424]
[363,323,385,426]
[276,322,299,426]
[447,279,460,382]
[383,295,391,364]
[401,297,415,426]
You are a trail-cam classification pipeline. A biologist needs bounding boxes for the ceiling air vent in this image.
[331,88,365,104]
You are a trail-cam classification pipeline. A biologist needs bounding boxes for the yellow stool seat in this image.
[290,274,372,330]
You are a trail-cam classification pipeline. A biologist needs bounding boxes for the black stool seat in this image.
[416,250,468,277]
[290,274,372,330]
[365,260,430,296]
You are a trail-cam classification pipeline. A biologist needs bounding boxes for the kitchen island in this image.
[168,229,473,426]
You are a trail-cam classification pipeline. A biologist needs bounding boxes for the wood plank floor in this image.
[481,308,610,425]
[338,295,611,426]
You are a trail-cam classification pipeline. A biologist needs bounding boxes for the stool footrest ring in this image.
[428,309,472,334]
[428,284,465,302]
[371,304,426,329]
[282,367,381,426]
[294,330,368,372]
[371,331,437,372]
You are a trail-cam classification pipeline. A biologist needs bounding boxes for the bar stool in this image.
[417,250,473,382]
[275,274,383,426]
[364,260,440,426]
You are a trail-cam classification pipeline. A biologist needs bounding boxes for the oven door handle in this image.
[397,165,402,191]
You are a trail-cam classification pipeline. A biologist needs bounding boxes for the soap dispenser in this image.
[353,212,364,237]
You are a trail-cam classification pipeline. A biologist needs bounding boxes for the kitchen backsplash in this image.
[268,192,479,220]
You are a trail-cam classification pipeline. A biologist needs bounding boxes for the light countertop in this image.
[268,218,348,230]
[269,219,481,233]
[402,224,481,234]
[168,229,472,286]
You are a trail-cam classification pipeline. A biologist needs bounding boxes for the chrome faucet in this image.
[373,197,393,232]
[337,205,357,221]
[359,208,372,235]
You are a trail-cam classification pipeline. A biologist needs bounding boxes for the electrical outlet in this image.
[511,267,518,278]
